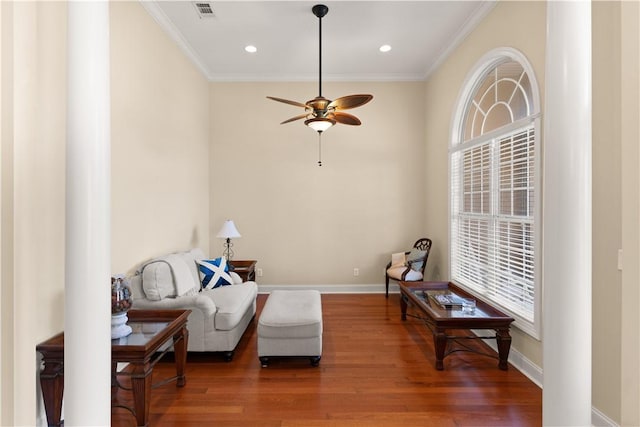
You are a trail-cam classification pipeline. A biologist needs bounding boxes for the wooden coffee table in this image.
[399,281,514,370]
[37,309,190,427]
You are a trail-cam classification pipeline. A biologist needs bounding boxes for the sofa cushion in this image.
[206,282,258,331]
[197,258,233,289]
[178,248,205,286]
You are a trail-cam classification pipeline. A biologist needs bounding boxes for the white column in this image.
[543,1,592,426]
[65,2,111,426]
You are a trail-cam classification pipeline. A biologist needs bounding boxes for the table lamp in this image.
[216,220,241,261]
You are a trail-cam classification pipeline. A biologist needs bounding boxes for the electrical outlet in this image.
[353,268,359,276]
[256,268,263,277]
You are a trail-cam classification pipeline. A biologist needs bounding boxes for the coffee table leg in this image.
[433,328,447,370]
[496,328,512,370]
[130,362,152,427]
[174,326,188,387]
[40,360,64,427]
[400,295,408,321]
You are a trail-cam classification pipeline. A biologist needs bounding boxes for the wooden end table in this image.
[228,259,257,282]
[36,309,190,427]
[399,281,514,370]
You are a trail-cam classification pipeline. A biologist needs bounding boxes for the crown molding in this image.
[139,0,214,81]
[423,0,498,80]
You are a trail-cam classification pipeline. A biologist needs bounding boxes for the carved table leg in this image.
[173,326,188,387]
[433,328,448,370]
[130,362,152,427]
[496,328,512,370]
[40,359,64,427]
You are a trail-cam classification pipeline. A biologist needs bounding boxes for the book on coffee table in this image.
[423,290,465,309]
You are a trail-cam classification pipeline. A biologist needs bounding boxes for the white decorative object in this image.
[111,275,133,339]
[111,312,132,339]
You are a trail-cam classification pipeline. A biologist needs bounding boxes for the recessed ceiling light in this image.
[379,44,392,53]
[245,45,257,53]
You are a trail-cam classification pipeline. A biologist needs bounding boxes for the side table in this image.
[228,260,257,282]
[37,309,190,427]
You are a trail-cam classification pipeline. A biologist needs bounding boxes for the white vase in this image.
[111,312,132,339]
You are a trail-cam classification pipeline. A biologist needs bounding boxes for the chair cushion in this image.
[386,265,423,281]
[197,258,233,289]
[407,248,427,271]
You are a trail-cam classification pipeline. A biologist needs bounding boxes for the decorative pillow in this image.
[142,261,177,301]
[406,249,427,272]
[196,258,233,290]
[390,252,406,268]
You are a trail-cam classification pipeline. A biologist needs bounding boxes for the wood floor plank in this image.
[112,293,541,426]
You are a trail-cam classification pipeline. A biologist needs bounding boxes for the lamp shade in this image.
[216,220,241,239]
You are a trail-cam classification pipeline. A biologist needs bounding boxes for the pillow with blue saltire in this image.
[196,258,233,290]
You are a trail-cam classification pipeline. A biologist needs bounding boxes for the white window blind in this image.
[450,53,540,335]
[452,126,535,321]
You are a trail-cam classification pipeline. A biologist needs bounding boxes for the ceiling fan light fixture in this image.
[244,45,257,53]
[266,3,373,166]
[305,117,335,133]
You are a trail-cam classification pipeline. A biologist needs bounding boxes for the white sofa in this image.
[129,248,258,361]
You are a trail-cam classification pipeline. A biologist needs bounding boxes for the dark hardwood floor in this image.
[112,293,542,426]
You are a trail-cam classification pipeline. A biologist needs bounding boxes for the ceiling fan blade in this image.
[328,94,373,110]
[332,112,362,126]
[280,113,309,124]
[266,96,307,108]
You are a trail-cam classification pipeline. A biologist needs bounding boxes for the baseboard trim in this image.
[257,283,387,294]
[471,329,543,388]
[591,407,619,427]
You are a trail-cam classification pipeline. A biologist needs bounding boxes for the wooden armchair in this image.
[385,238,432,298]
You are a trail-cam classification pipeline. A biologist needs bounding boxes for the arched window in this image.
[449,48,541,337]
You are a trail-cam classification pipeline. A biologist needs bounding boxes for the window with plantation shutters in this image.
[450,50,541,337]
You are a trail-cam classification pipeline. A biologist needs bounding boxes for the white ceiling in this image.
[142,1,496,82]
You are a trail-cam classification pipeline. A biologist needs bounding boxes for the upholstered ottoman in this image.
[258,290,323,367]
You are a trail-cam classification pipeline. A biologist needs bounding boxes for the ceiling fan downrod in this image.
[312,4,328,98]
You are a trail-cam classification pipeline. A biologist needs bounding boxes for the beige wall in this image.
[619,1,640,424]
[209,81,427,286]
[1,2,67,425]
[111,1,210,273]
[592,1,623,422]
[0,2,210,425]
[423,1,546,368]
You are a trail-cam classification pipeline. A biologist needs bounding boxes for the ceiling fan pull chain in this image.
[318,132,322,166]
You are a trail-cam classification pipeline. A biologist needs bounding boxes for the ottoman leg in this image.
[310,356,321,367]
[259,356,269,368]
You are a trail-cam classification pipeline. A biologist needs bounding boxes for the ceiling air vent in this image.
[193,2,215,19]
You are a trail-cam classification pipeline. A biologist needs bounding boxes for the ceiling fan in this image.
[267,4,373,134]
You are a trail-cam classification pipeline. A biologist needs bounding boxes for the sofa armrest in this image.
[133,294,217,318]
